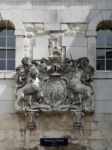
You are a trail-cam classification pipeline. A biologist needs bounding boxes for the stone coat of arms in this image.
[15,44,94,130]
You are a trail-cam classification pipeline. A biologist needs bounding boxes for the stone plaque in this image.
[40,138,68,146]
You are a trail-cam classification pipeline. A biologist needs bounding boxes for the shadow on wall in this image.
[65,33,88,59]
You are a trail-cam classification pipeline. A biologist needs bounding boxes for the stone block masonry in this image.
[0,0,111,150]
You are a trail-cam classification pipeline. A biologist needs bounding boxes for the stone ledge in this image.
[0,72,15,79]
[94,71,112,79]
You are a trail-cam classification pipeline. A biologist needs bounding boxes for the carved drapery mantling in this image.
[15,45,94,130]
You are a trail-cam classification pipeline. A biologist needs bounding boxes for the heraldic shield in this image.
[42,77,67,107]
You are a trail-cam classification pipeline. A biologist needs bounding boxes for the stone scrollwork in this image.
[15,46,94,129]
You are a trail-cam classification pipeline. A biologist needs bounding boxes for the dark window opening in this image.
[0,20,15,70]
[96,21,112,71]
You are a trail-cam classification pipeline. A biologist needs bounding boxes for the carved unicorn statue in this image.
[68,57,94,105]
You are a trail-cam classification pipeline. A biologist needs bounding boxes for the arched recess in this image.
[0,11,25,36]
[87,11,112,34]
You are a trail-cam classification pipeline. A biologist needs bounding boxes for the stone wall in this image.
[1,112,112,150]
[0,0,112,150]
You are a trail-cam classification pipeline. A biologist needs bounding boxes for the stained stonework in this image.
[45,143,87,150]
[0,0,112,150]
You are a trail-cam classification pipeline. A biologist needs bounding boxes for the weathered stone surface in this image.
[90,140,107,150]
[0,101,14,113]
[22,10,45,23]
[30,130,43,141]
[97,2,112,10]
[42,130,65,138]
[35,36,48,47]
[95,86,112,101]
[93,113,105,122]
[0,1,111,150]
[39,113,74,130]
[45,143,88,150]
[64,129,83,141]
[91,122,97,130]
[95,101,112,113]
[104,114,112,122]
[33,36,49,59]
[16,36,25,66]
[66,47,87,58]
[45,23,60,31]
[90,130,103,140]
[83,116,91,130]
[62,36,87,47]
[87,37,96,67]
[33,46,49,59]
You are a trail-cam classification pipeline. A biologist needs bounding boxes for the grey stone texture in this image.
[0,0,111,150]
[0,113,112,150]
